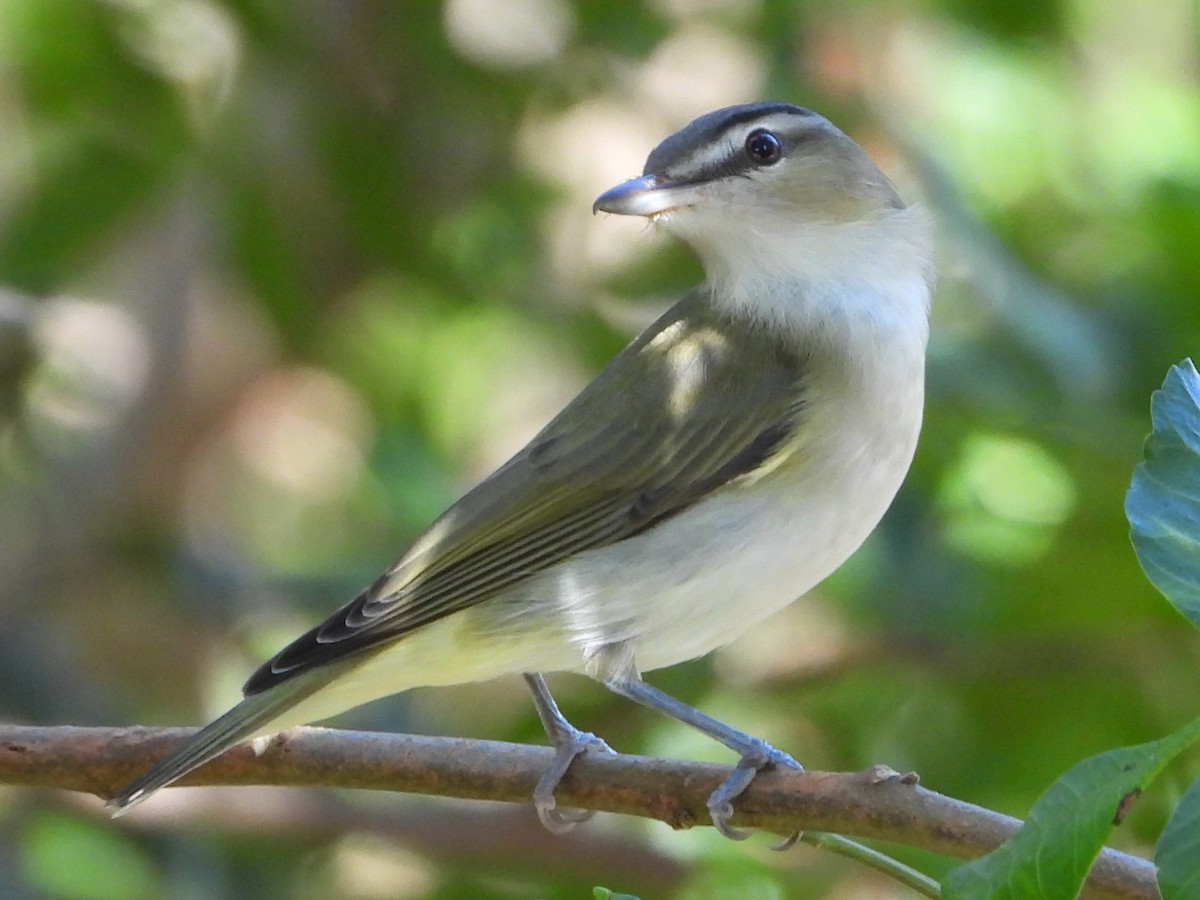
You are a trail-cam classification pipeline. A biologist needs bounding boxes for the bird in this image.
[108,101,935,838]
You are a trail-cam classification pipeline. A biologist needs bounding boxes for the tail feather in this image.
[107,669,336,816]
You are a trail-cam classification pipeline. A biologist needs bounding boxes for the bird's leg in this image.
[523,672,614,832]
[603,671,801,840]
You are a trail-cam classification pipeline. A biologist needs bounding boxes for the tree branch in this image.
[0,724,1158,900]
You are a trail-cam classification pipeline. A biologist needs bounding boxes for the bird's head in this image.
[595,102,932,322]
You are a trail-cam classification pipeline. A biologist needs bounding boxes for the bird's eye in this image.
[745,129,782,165]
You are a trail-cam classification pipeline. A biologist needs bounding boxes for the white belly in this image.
[543,364,924,676]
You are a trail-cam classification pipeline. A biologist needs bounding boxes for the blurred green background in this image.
[0,0,1198,897]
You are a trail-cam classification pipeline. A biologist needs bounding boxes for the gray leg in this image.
[523,672,614,833]
[604,672,801,840]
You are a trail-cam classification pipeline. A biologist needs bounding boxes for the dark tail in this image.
[107,668,335,815]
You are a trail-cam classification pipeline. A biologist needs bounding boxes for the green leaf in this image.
[1157,775,1200,899]
[593,889,641,900]
[943,714,1200,900]
[1127,359,1200,629]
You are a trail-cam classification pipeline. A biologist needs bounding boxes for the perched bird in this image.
[109,101,934,837]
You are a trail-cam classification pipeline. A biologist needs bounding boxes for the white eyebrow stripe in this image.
[675,136,739,175]
[664,111,821,180]
[750,111,813,135]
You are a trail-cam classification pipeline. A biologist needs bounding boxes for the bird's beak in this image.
[593,174,707,217]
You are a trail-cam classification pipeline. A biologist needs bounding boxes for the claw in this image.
[711,806,754,841]
[704,741,804,841]
[532,727,613,834]
[535,795,598,833]
[771,830,803,851]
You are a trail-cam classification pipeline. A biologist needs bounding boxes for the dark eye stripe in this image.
[672,129,792,184]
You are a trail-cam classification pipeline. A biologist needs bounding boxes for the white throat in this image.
[662,204,935,352]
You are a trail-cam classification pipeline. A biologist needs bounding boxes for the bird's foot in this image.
[534,727,614,833]
[706,740,802,842]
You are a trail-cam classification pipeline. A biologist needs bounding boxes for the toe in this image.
[771,830,803,851]
[536,799,579,834]
[531,727,611,834]
[709,800,753,841]
[704,742,802,841]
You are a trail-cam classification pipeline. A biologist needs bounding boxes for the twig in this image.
[803,832,941,897]
[0,724,1158,900]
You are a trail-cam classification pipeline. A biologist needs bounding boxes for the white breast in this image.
[547,271,930,678]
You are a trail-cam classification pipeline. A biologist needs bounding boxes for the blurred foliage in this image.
[0,0,1198,897]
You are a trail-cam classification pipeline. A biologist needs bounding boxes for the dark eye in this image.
[745,129,782,165]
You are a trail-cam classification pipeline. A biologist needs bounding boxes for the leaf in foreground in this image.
[1127,358,1200,629]
[1156,773,1200,900]
[942,714,1200,900]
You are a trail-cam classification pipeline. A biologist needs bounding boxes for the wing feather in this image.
[245,289,811,694]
